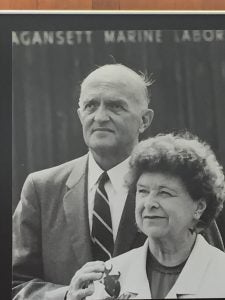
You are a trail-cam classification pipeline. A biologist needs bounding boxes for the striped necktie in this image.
[91,172,114,261]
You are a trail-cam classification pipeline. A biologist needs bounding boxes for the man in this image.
[12,64,224,300]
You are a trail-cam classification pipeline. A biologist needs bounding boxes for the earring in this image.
[194,211,200,219]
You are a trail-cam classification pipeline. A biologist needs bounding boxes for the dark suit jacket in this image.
[12,154,224,299]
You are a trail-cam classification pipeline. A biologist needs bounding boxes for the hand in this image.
[66,261,105,300]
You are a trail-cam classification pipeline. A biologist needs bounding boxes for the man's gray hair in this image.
[79,63,154,107]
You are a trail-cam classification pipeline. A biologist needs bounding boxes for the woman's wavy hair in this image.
[126,131,225,229]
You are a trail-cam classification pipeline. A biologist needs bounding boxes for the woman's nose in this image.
[144,193,159,209]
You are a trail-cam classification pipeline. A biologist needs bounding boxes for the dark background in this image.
[12,29,225,242]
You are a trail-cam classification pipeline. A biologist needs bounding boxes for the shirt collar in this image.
[107,156,130,193]
[88,152,130,192]
[88,152,104,191]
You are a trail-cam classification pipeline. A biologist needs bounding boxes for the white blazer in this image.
[88,234,225,299]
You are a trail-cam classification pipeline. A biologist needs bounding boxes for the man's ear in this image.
[194,198,207,220]
[139,109,154,134]
[77,108,82,123]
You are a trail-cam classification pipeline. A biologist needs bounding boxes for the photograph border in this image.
[3,11,225,299]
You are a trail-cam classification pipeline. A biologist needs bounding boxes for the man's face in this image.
[78,68,153,160]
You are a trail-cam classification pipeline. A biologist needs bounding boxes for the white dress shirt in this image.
[88,152,130,241]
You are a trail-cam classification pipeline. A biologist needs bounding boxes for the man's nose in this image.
[94,104,109,122]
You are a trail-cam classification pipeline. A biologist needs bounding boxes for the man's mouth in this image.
[92,128,114,133]
[144,216,165,219]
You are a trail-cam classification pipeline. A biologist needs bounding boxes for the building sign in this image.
[12,30,225,46]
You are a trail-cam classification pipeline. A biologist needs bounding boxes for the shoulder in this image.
[197,234,225,269]
[20,154,88,196]
[207,241,225,265]
[199,234,225,256]
[194,235,225,296]
[18,154,88,210]
[27,154,88,184]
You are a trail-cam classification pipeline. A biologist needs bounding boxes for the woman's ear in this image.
[194,198,207,220]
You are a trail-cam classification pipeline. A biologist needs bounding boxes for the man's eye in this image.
[112,104,121,108]
[84,102,97,110]
[109,103,123,111]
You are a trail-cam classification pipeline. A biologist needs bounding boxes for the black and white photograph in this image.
[12,18,225,299]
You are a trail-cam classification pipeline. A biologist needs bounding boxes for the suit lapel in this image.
[114,190,146,256]
[63,155,146,265]
[63,155,93,268]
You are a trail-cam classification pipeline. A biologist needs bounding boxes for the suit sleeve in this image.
[12,174,69,299]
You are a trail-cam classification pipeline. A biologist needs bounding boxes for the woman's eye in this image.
[137,189,148,195]
[159,190,173,197]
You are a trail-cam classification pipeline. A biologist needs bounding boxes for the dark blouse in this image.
[146,249,187,299]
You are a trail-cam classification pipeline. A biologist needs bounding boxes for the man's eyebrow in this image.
[107,99,124,104]
[106,98,128,106]
[82,98,98,104]
[81,97,129,108]
[83,96,96,101]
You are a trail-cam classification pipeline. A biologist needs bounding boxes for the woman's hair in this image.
[126,131,225,229]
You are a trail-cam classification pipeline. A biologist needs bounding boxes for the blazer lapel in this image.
[63,154,93,268]
[119,240,151,299]
[114,190,146,256]
[166,235,212,298]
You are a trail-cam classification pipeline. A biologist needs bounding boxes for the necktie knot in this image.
[98,172,109,187]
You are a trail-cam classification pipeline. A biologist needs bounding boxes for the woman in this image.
[66,132,225,299]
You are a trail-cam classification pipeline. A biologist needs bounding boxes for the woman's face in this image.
[135,172,199,242]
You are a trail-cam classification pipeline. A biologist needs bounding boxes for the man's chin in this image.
[92,131,114,138]
[89,141,117,153]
